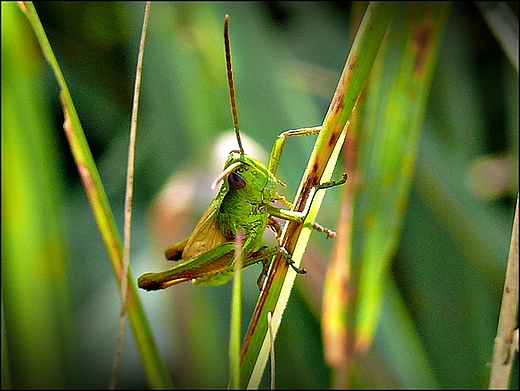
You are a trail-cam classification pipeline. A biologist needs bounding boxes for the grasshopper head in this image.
[214,150,277,204]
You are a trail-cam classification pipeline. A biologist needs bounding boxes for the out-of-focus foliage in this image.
[2,2,517,389]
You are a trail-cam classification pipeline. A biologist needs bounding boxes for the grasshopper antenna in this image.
[224,14,244,156]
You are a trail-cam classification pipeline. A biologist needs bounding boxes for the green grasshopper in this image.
[138,15,346,291]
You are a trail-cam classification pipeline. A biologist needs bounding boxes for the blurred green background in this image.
[2,2,518,389]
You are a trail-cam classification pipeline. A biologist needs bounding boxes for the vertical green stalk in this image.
[229,231,244,389]
[239,3,399,388]
[110,2,151,389]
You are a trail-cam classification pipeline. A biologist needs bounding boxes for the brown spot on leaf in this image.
[328,133,337,148]
[311,160,320,177]
[78,163,95,196]
[331,93,346,118]
[412,15,434,76]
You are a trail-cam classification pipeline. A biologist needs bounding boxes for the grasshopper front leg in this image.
[267,173,348,237]
[265,173,348,274]
[268,126,322,176]
[267,125,347,240]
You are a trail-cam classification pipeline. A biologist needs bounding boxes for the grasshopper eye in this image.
[229,171,246,189]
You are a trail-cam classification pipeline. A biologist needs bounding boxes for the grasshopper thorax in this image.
[215,149,277,240]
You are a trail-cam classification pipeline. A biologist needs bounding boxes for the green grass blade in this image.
[2,3,74,387]
[322,3,452,387]
[354,0,452,351]
[18,2,173,388]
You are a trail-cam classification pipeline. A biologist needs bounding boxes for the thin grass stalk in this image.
[229,231,245,389]
[110,2,151,389]
[489,196,519,389]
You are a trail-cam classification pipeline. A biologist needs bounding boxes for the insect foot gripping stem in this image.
[306,172,349,238]
[278,246,307,275]
[315,173,348,191]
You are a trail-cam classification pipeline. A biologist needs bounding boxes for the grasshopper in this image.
[138,15,346,291]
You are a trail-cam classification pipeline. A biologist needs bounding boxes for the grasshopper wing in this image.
[168,196,230,262]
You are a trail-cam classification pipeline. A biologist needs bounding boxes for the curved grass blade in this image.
[19,2,173,388]
[239,3,399,388]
